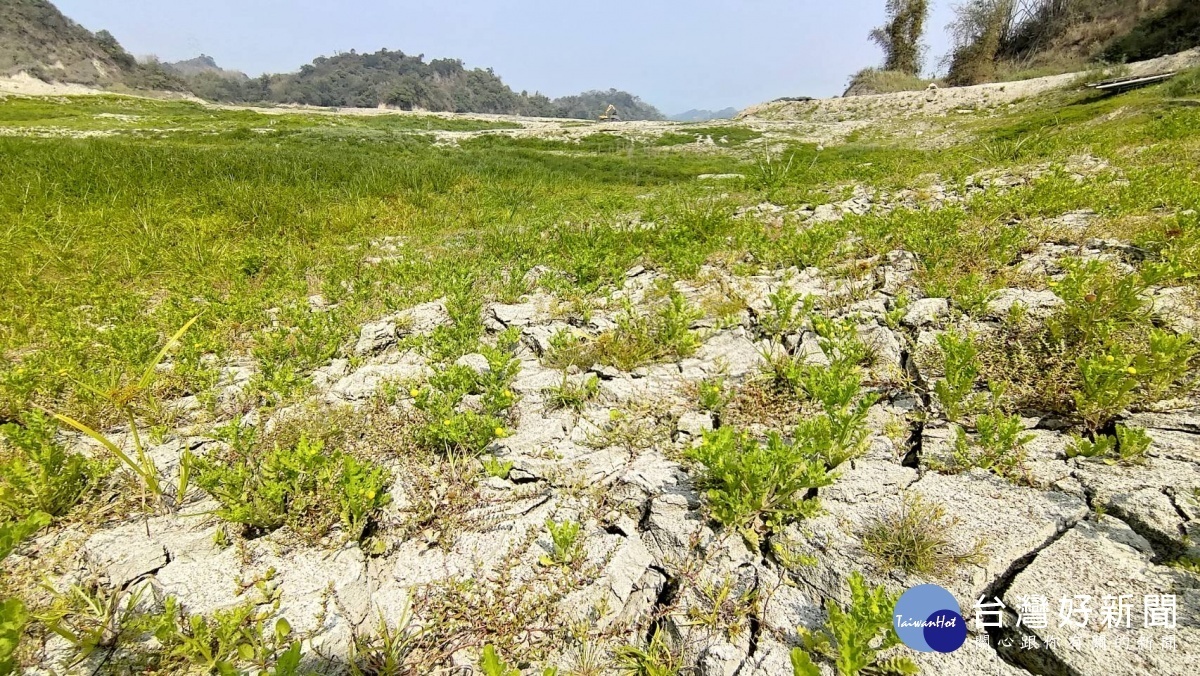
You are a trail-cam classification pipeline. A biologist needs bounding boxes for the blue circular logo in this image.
[893,584,967,653]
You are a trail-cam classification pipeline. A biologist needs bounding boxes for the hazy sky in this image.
[54,0,960,113]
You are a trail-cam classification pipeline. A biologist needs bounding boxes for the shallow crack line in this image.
[979,512,1084,604]
[979,514,1086,676]
[1165,488,1191,523]
[1081,484,1182,562]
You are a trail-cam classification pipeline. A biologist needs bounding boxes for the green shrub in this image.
[1165,67,1200,98]
[933,331,981,421]
[0,412,104,521]
[1048,259,1149,347]
[0,597,27,674]
[861,492,986,576]
[140,596,301,675]
[760,286,812,340]
[697,378,730,414]
[614,628,679,676]
[845,68,935,95]
[1074,350,1140,432]
[950,410,1033,482]
[791,572,916,676]
[192,434,390,542]
[0,511,50,561]
[546,293,701,371]
[540,519,583,567]
[1068,425,1153,466]
[479,644,521,676]
[544,374,599,412]
[688,428,834,547]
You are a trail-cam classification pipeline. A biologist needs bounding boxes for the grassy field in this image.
[1,74,1200,673]
[2,84,1197,426]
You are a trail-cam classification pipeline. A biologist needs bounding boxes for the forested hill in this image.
[6,1,665,120]
[170,48,665,121]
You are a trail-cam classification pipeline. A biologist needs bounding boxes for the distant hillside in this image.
[670,108,738,122]
[162,54,245,79]
[164,48,664,120]
[549,89,664,121]
[947,0,1199,85]
[0,0,184,90]
[9,1,663,119]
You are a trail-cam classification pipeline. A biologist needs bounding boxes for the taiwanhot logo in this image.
[893,584,968,653]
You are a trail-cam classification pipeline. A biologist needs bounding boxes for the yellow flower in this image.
[443,419,453,426]
[1126,367,1138,376]
[502,389,513,399]
[410,388,421,398]
[1105,355,1115,363]
[366,490,376,500]
[1047,280,1059,287]
[494,427,507,438]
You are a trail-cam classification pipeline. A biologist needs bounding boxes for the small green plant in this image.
[192,434,390,542]
[952,273,993,318]
[0,511,50,672]
[140,596,300,675]
[36,577,155,666]
[1115,425,1153,464]
[1,411,104,521]
[0,510,50,561]
[49,316,199,511]
[950,410,1033,482]
[614,628,680,676]
[350,608,428,676]
[0,597,26,674]
[697,377,729,414]
[811,316,871,368]
[932,331,981,421]
[545,374,599,412]
[540,518,583,567]
[760,286,812,339]
[791,572,917,676]
[481,456,515,480]
[1066,433,1117,460]
[685,576,755,639]
[1048,259,1149,346]
[1133,329,1198,402]
[1068,425,1152,466]
[688,428,834,547]
[861,492,986,576]
[884,295,910,330]
[480,644,521,676]
[545,294,701,371]
[1074,350,1140,432]
[749,150,796,196]
[411,340,520,457]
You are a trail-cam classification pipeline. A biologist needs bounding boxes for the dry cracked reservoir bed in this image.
[2,65,1200,676]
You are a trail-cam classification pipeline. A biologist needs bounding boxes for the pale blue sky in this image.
[55,0,958,113]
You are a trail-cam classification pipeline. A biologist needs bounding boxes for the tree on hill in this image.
[870,0,930,75]
[548,89,665,121]
[945,0,1184,85]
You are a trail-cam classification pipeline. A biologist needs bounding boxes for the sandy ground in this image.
[740,48,1200,123]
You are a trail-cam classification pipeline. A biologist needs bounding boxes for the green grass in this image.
[3,51,1200,676]
[1,83,1199,431]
